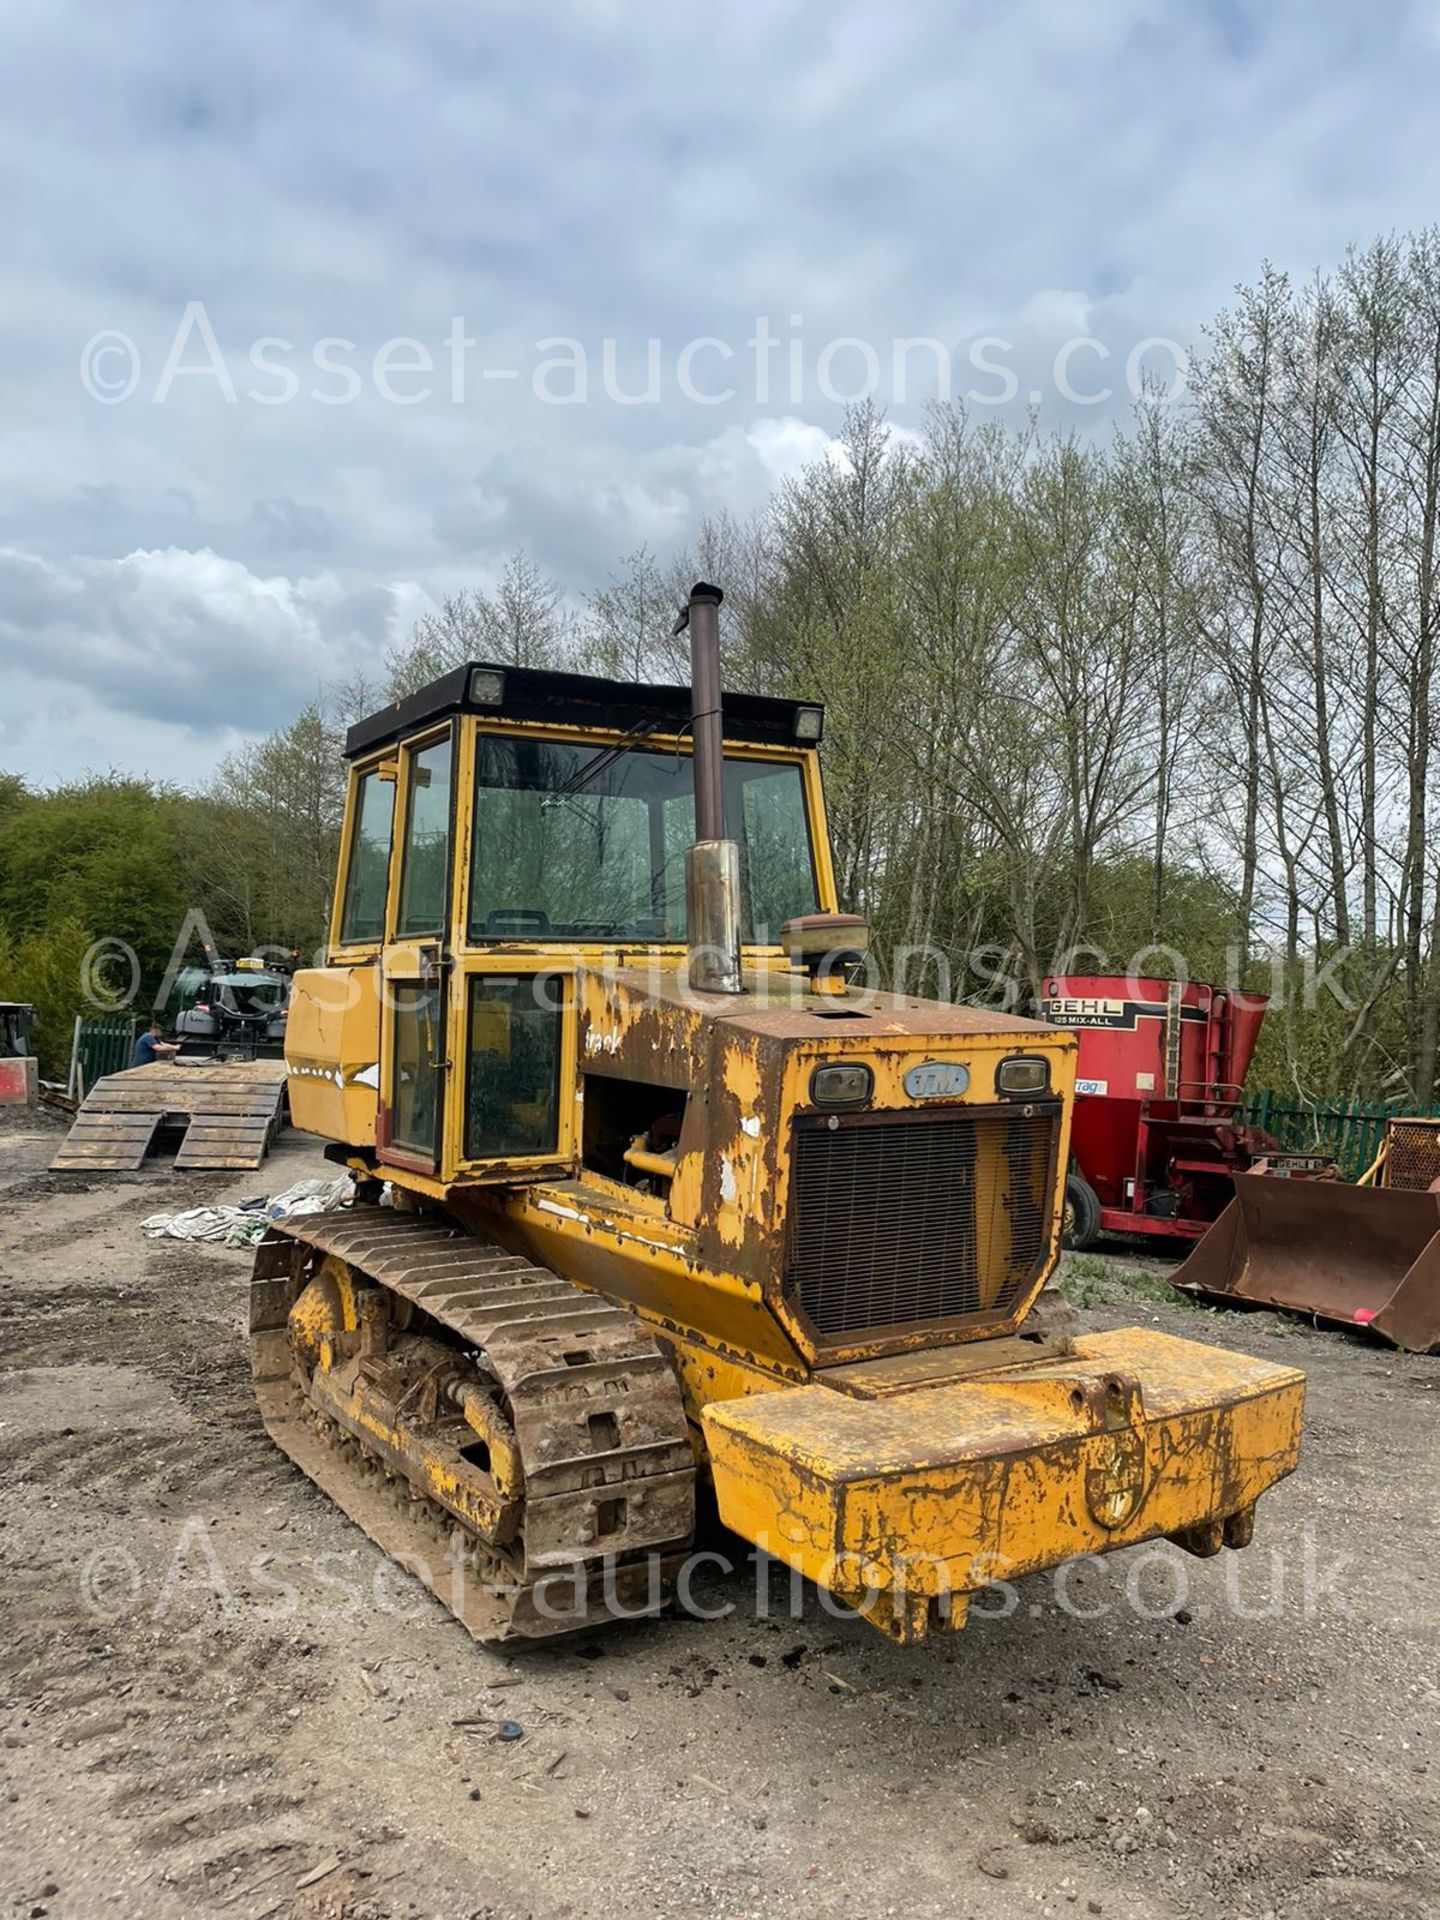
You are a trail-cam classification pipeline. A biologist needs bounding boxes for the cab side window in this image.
[338,768,395,945]
[396,734,453,937]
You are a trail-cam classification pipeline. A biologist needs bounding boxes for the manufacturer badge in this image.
[903,1060,969,1099]
[1084,1429,1149,1530]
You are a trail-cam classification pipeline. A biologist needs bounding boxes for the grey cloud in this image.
[0,547,405,735]
[4,0,1440,780]
[249,497,339,554]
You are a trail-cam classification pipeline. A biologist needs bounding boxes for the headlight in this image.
[810,1062,872,1108]
[793,704,824,742]
[997,1055,1050,1096]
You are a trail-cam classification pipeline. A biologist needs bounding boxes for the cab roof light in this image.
[469,666,507,707]
[794,705,824,743]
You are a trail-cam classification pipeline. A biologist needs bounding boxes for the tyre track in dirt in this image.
[0,1140,367,1915]
[0,1172,228,1265]
[0,1419,298,1513]
[0,1608,326,1909]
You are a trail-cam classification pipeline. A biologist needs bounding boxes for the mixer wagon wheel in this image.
[1062,1172,1101,1252]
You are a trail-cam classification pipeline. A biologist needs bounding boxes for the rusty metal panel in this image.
[821,1328,1075,1397]
[785,1104,1058,1343]
[703,1326,1305,1642]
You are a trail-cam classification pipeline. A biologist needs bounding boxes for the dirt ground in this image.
[0,1106,1436,1920]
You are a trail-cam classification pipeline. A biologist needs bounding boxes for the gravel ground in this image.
[0,1106,1435,1920]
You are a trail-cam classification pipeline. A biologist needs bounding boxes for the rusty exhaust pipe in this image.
[675,583,742,995]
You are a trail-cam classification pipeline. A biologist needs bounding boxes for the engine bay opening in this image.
[583,1072,688,1188]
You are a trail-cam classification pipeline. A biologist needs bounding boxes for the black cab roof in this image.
[344,662,823,759]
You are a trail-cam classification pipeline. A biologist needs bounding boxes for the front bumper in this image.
[702,1327,1304,1642]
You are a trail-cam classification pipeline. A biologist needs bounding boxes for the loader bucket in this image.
[1174,1173,1440,1353]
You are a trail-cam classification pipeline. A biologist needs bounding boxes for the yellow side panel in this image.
[284,966,382,1146]
[502,1180,806,1372]
[703,1328,1304,1601]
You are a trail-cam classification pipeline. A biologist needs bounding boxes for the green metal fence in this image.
[1243,1089,1440,1182]
[69,1014,137,1099]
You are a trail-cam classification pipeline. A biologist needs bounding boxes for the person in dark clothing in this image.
[132,1021,180,1069]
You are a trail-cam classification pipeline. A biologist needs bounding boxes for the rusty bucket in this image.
[1174,1173,1440,1353]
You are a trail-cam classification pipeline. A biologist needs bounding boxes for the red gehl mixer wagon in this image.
[1039,974,1310,1248]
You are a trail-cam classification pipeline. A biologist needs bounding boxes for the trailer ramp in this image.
[51,1059,288,1174]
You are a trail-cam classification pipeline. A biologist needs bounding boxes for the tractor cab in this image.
[290,649,839,1188]
[170,954,294,1059]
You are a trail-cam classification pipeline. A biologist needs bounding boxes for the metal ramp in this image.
[51,1059,288,1174]
[48,1108,164,1172]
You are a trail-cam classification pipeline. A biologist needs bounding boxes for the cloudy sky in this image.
[5,0,1440,787]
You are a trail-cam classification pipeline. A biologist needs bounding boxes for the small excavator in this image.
[251,586,1305,1645]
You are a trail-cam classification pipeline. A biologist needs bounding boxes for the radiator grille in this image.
[785,1106,1057,1340]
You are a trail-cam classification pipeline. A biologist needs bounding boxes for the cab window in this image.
[467,736,818,943]
[396,734,453,937]
[338,767,395,945]
[390,983,441,1158]
[464,974,563,1159]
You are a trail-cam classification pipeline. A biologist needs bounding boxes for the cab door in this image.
[377,725,455,1176]
[443,961,577,1182]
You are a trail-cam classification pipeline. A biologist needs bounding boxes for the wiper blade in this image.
[548,718,669,799]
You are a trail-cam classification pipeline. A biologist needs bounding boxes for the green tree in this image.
[0,915,99,1077]
[0,776,187,995]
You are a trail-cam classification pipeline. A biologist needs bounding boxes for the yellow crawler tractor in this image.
[252,586,1305,1645]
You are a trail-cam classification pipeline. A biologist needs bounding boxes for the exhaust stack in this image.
[676,583,742,995]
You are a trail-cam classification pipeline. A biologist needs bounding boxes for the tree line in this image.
[4,227,1438,1101]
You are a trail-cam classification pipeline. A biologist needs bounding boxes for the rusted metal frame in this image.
[789,1096,1063,1132]
[443,960,578,1185]
[306,1362,520,1544]
[376,720,459,1176]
